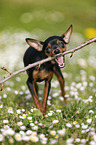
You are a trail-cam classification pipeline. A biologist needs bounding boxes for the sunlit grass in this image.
[0,30,96,144]
[0,0,96,144]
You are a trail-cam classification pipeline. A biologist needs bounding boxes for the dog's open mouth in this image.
[55,56,65,68]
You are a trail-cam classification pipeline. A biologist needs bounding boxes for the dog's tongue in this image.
[55,56,65,68]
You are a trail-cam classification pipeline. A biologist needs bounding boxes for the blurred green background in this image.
[0,0,96,38]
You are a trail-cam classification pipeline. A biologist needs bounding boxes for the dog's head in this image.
[26,25,72,68]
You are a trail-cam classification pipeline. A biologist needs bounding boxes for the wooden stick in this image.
[0,36,96,88]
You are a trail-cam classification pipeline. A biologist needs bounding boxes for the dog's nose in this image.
[54,49,60,54]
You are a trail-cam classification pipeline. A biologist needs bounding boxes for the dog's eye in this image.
[46,47,51,54]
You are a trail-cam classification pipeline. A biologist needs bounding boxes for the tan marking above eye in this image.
[57,40,61,44]
[47,43,51,47]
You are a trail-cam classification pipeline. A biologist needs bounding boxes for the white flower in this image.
[1,129,7,136]
[81,130,86,134]
[22,114,26,119]
[4,125,10,130]
[17,121,23,126]
[26,130,33,135]
[93,135,96,141]
[55,135,59,139]
[14,90,18,95]
[31,109,34,112]
[32,126,38,131]
[56,109,61,113]
[53,92,59,97]
[39,134,45,139]
[0,134,4,142]
[89,110,94,114]
[3,120,9,124]
[57,129,66,136]
[30,123,34,127]
[47,100,51,106]
[7,129,15,136]
[81,139,86,144]
[50,130,56,136]
[82,81,88,87]
[16,77,21,82]
[3,94,7,98]
[22,109,25,112]
[89,82,94,87]
[40,139,47,144]
[30,135,39,142]
[16,109,21,114]
[20,126,26,130]
[48,112,53,116]
[22,136,29,141]
[0,104,3,108]
[75,138,80,142]
[59,96,64,101]
[66,138,74,144]
[66,123,72,128]
[50,139,57,144]
[82,124,88,129]
[35,120,38,124]
[76,83,82,89]
[89,141,96,145]
[52,120,59,124]
[75,124,80,128]
[8,107,14,114]
[14,133,22,141]
[87,119,92,124]
[89,75,95,81]
[19,131,25,137]
[27,116,32,120]
[73,121,78,125]
[32,132,37,136]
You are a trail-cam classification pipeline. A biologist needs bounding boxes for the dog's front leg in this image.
[53,65,68,104]
[27,78,44,114]
[43,80,51,115]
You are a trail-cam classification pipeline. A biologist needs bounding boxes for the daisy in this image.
[17,121,23,126]
[87,119,92,124]
[30,135,39,142]
[52,120,59,124]
[0,134,4,142]
[14,133,22,141]
[3,120,9,124]
[66,123,72,128]
[50,130,56,136]
[39,134,45,139]
[32,126,38,131]
[26,130,33,135]
[56,109,61,113]
[57,129,66,136]
[27,116,32,120]
[7,129,15,136]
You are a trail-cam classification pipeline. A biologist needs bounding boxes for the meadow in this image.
[0,0,96,144]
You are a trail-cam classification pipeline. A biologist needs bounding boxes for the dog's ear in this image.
[26,38,44,51]
[62,24,72,44]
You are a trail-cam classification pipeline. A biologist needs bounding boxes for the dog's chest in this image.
[33,69,53,82]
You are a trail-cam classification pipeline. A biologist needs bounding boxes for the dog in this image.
[23,25,72,115]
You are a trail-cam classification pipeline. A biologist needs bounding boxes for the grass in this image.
[0,0,96,144]
[0,30,96,145]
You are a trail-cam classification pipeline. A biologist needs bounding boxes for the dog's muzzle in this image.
[55,55,65,68]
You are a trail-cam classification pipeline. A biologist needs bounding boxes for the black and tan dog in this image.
[23,25,72,115]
